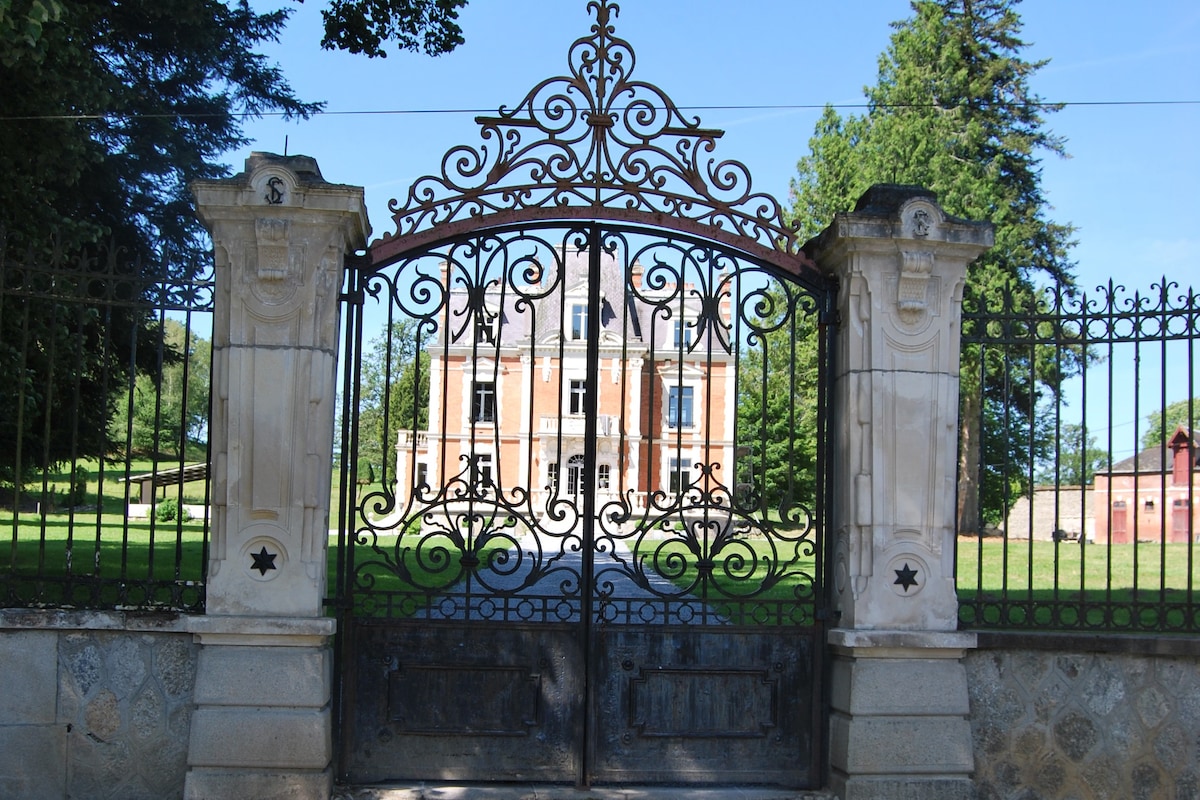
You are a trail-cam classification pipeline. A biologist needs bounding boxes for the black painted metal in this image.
[333,0,832,788]
[336,225,830,786]
[958,279,1199,633]
[0,233,213,612]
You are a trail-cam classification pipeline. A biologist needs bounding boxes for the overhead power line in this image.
[2,99,1198,122]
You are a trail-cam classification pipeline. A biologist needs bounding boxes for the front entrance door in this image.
[336,225,830,787]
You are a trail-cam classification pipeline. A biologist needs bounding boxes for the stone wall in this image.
[966,633,1200,800]
[1002,485,1092,542]
[0,611,197,800]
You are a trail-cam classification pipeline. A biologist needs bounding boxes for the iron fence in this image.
[958,278,1199,632]
[0,233,213,611]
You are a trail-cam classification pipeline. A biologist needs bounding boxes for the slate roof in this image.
[1104,426,1197,475]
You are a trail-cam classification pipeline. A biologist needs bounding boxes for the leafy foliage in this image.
[0,1,322,259]
[0,0,317,488]
[735,284,822,519]
[1142,397,1198,449]
[357,318,431,482]
[0,0,63,64]
[318,0,466,58]
[1037,422,1109,487]
[789,0,1078,531]
[155,496,192,523]
[0,0,465,489]
[107,319,210,458]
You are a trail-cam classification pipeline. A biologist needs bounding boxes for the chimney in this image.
[1169,427,1194,486]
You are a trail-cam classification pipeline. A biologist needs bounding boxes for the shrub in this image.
[67,465,89,508]
[155,497,192,523]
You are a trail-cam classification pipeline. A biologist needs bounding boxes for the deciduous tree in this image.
[108,319,211,459]
[1142,397,1199,449]
[0,1,464,490]
[357,318,431,484]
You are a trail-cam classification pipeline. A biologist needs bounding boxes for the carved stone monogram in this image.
[911,208,932,237]
[265,175,286,205]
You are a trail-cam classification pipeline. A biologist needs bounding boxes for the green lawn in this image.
[2,457,210,609]
[956,537,1200,631]
[5,466,1199,631]
[957,537,1200,595]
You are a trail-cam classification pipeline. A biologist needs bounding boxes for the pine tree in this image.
[790,0,1077,531]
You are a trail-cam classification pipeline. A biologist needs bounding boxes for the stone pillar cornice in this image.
[804,183,994,262]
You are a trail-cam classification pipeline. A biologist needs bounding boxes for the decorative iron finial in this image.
[372,0,814,276]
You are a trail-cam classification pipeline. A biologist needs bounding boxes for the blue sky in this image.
[232,0,1199,453]
[235,0,1199,287]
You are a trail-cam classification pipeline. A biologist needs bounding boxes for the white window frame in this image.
[668,385,694,429]
[571,303,588,341]
[472,380,496,423]
[668,455,692,494]
[569,378,588,415]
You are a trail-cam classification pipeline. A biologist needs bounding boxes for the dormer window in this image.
[571,304,588,340]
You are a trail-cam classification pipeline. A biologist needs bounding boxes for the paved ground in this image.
[333,785,833,800]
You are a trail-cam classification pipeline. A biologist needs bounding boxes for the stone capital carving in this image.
[897,249,934,320]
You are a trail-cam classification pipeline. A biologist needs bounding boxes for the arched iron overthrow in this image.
[369,0,820,282]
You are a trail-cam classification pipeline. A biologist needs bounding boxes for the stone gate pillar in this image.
[806,185,992,800]
[185,153,368,799]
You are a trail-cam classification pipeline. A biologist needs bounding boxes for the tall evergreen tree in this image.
[790,0,1077,530]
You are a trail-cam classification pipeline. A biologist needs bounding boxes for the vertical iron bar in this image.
[815,278,835,788]
[1157,280,1169,626]
[579,225,602,787]
[1102,281,1114,622]
[1131,289,1142,626]
[1187,292,1197,629]
[10,292,31,593]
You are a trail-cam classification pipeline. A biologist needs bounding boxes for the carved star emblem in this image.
[894,562,919,592]
[250,546,277,576]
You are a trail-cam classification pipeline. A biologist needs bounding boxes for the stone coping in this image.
[3,610,1194,657]
[827,628,977,655]
[972,628,1200,657]
[0,608,192,632]
[0,608,336,639]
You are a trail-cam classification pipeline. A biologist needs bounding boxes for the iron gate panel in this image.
[344,621,583,782]
[589,627,813,785]
[337,224,829,786]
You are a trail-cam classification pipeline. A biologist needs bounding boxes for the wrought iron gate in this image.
[333,2,833,788]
